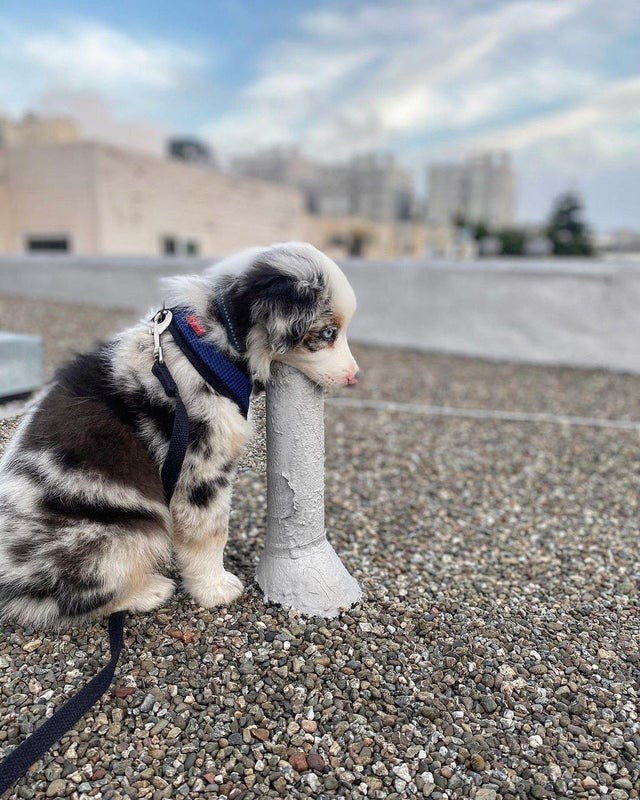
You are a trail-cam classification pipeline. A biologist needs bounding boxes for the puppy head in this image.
[206,243,359,388]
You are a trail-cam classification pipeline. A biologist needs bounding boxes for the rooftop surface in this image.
[0,295,639,800]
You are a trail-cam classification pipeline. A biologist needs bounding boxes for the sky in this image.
[0,0,638,232]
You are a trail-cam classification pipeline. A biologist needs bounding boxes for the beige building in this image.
[0,112,80,148]
[0,114,429,260]
[306,215,429,260]
[0,141,308,257]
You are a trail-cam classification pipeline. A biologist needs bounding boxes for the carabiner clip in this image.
[152,309,173,364]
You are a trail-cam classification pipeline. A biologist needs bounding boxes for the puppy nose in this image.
[346,370,360,386]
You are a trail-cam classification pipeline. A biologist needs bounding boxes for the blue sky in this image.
[1,0,639,231]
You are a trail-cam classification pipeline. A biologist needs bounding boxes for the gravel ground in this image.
[0,295,136,380]
[0,296,639,800]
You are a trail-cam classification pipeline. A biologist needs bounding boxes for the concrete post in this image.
[256,364,361,617]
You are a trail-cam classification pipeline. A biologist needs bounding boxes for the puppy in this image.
[0,242,358,628]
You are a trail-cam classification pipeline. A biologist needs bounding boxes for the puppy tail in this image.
[0,576,115,629]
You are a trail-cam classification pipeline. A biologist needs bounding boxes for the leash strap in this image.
[152,359,190,504]
[0,611,126,794]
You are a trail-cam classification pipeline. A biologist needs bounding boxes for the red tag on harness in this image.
[186,314,206,337]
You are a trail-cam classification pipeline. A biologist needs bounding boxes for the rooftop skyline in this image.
[0,0,638,232]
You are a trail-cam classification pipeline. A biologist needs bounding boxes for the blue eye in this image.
[320,327,337,341]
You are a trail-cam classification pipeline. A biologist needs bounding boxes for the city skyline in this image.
[0,0,638,232]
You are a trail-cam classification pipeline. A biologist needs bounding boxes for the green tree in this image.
[496,227,527,256]
[546,192,595,256]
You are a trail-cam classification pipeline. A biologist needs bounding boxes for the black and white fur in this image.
[0,243,358,628]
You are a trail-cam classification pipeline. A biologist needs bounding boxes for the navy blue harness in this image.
[169,307,251,417]
[0,306,252,794]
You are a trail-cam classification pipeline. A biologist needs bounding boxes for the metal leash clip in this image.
[152,308,173,364]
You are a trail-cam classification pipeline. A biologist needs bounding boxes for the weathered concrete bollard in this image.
[256,363,361,617]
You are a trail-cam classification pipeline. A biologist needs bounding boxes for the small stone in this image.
[140,694,156,713]
[114,686,136,699]
[581,777,598,790]
[470,754,486,772]
[301,719,318,733]
[304,773,321,791]
[288,751,308,772]
[475,790,497,800]
[93,767,106,780]
[46,779,66,797]
[273,776,287,793]
[251,727,269,741]
[307,751,326,771]
[393,763,412,782]
[529,735,543,749]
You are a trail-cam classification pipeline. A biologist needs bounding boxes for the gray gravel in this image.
[0,296,639,799]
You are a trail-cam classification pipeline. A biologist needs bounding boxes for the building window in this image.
[161,235,200,257]
[26,235,70,253]
[162,236,177,255]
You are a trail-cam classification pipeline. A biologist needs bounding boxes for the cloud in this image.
[196,0,640,229]
[200,0,595,156]
[0,18,204,117]
[38,91,169,156]
[448,77,640,169]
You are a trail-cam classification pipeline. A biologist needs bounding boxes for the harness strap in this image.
[0,352,193,792]
[169,308,251,417]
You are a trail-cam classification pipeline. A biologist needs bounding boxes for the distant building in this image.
[0,112,80,148]
[598,229,640,259]
[427,152,516,228]
[0,141,306,257]
[233,149,415,223]
[231,146,319,212]
[167,137,217,169]
[317,153,414,223]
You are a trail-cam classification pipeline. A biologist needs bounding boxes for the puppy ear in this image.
[249,267,323,354]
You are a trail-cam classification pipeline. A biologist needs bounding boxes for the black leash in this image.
[0,307,236,794]
[0,612,126,795]
[152,360,190,504]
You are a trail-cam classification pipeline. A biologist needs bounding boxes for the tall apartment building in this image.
[427,152,516,228]
[233,149,415,223]
[0,112,80,148]
[317,153,414,223]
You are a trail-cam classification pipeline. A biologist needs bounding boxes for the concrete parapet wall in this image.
[340,258,640,374]
[0,255,638,373]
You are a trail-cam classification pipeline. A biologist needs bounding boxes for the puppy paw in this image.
[188,570,244,608]
[127,574,175,613]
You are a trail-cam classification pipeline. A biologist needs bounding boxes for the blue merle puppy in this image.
[0,243,358,628]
